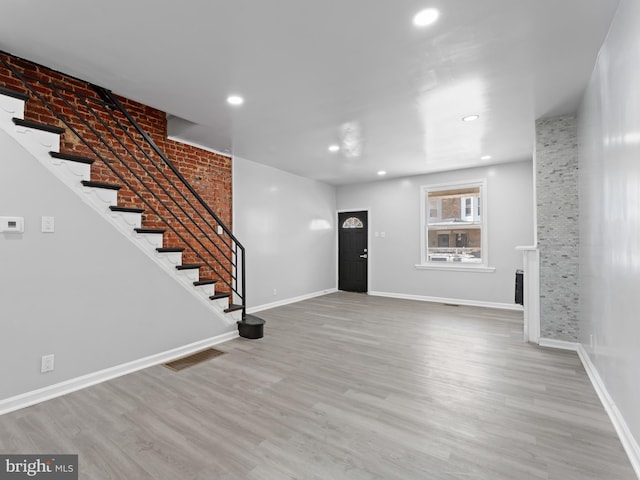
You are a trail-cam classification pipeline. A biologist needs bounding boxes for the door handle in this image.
[359,254,368,259]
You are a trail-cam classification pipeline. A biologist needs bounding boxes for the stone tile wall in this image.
[536,115,580,341]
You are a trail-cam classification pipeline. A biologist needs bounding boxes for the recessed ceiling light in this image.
[377,170,387,176]
[481,155,492,160]
[462,114,480,122]
[328,144,340,153]
[413,8,440,27]
[227,95,244,106]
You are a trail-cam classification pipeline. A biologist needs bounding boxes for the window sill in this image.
[414,264,496,273]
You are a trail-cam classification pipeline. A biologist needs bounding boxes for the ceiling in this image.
[0,0,619,185]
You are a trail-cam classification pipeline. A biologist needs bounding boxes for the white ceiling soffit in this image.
[0,0,620,185]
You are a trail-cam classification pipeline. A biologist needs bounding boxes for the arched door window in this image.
[342,217,364,229]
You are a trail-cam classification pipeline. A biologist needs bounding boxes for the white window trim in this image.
[418,179,492,271]
[414,263,496,273]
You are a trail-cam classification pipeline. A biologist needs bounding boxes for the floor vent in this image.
[163,348,225,372]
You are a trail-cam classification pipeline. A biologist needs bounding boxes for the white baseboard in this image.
[538,338,579,351]
[539,338,640,479]
[576,344,640,479]
[247,288,338,314]
[368,291,524,311]
[0,330,238,417]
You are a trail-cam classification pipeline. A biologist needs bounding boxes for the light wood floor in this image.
[0,292,635,479]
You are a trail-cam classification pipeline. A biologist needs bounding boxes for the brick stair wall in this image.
[0,52,232,283]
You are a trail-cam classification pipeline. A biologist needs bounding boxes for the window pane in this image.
[424,184,483,264]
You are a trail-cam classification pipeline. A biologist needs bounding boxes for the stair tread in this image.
[175,264,201,270]
[50,151,95,165]
[13,117,64,135]
[81,180,122,190]
[224,304,244,313]
[110,206,144,214]
[194,279,217,286]
[134,228,165,234]
[0,87,29,101]
[209,293,230,300]
[156,247,184,253]
[240,314,266,326]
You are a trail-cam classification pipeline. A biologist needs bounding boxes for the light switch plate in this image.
[41,354,55,373]
[42,216,55,233]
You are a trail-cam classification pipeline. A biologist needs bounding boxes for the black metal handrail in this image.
[0,54,246,314]
[80,91,236,273]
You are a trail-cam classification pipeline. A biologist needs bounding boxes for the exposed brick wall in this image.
[441,198,459,219]
[0,52,233,287]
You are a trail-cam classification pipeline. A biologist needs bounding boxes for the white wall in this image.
[577,0,640,459]
[0,130,233,401]
[336,161,534,307]
[233,157,337,310]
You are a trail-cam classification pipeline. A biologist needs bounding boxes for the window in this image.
[342,217,364,229]
[419,180,487,267]
[461,196,480,221]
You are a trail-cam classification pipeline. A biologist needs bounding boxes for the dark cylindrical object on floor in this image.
[515,269,524,306]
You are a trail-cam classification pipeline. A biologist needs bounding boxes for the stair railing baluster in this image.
[77,94,236,278]
[97,88,246,312]
[84,95,233,253]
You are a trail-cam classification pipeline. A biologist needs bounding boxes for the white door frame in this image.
[336,207,371,293]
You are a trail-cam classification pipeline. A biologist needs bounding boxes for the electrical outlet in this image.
[41,354,55,373]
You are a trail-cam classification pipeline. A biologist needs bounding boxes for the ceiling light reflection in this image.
[340,122,363,158]
[227,95,244,106]
[413,8,440,27]
[417,78,487,166]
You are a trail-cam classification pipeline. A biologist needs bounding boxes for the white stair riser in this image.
[175,268,199,283]
[210,297,231,311]
[155,251,182,266]
[49,158,92,182]
[194,283,215,297]
[0,96,25,124]
[134,232,163,250]
[13,126,60,154]
[110,210,142,230]
[81,186,118,207]
[227,309,243,322]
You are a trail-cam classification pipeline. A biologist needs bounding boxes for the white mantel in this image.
[515,246,540,343]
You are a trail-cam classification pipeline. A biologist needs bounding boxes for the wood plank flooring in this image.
[0,292,635,479]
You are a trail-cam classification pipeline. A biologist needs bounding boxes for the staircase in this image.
[0,68,264,339]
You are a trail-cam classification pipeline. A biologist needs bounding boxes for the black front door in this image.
[338,211,368,292]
